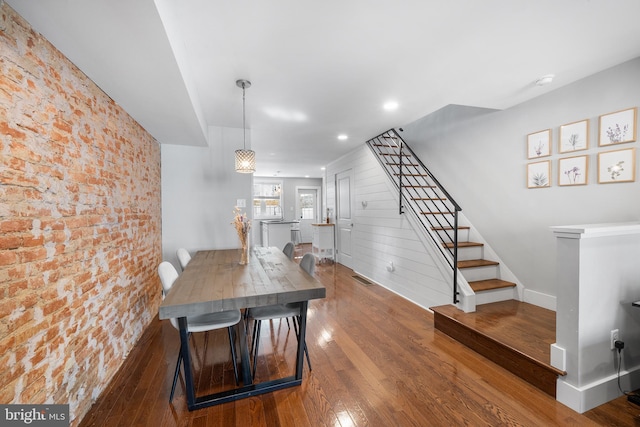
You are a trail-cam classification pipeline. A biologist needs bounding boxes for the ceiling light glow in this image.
[263,107,307,122]
[337,134,348,140]
[383,101,399,111]
[535,74,555,86]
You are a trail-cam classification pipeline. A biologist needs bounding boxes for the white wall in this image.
[161,126,252,269]
[402,57,640,302]
[326,146,452,311]
[280,177,323,222]
[551,223,640,412]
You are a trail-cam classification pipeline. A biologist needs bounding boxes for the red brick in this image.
[0,218,32,233]
[0,235,23,250]
[19,247,48,262]
[20,375,46,403]
[8,279,28,297]
[13,323,45,346]
[0,250,19,266]
[0,297,16,318]
[21,235,44,247]
[42,298,66,316]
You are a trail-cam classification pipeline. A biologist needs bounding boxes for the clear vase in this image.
[239,243,249,265]
[239,233,249,265]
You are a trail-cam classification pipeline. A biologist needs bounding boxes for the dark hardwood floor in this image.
[79,245,639,426]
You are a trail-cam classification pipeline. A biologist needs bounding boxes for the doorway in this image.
[295,186,321,243]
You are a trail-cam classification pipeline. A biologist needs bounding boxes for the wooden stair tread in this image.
[431,301,565,397]
[469,278,516,292]
[443,241,483,248]
[412,197,446,201]
[458,259,499,269]
[395,173,428,177]
[402,185,435,188]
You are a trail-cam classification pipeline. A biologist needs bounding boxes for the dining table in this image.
[158,246,326,410]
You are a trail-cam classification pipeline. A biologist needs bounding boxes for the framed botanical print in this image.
[558,155,588,186]
[598,107,637,146]
[527,160,551,188]
[527,129,551,159]
[559,119,589,153]
[597,147,636,183]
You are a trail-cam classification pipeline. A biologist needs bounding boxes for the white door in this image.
[295,186,320,243]
[336,169,354,268]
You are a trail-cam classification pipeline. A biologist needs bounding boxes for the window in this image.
[298,191,316,220]
[253,180,282,219]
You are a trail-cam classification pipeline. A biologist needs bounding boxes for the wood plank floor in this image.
[78,245,639,426]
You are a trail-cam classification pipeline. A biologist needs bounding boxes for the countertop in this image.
[261,220,300,225]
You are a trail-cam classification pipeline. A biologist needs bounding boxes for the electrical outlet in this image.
[611,329,619,350]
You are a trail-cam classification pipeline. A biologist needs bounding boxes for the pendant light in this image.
[235,79,255,173]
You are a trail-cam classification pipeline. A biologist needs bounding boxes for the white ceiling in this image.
[7,0,640,178]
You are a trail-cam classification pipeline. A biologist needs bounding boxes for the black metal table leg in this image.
[179,303,309,411]
[177,317,196,407]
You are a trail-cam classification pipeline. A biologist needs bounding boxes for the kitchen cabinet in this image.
[261,220,299,250]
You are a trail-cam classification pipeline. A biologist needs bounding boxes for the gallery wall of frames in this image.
[525,107,637,188]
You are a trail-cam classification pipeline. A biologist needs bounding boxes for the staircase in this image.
[366,129,563,397]
[366,129,518,311]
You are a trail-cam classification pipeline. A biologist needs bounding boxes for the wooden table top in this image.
[159,247,326,320]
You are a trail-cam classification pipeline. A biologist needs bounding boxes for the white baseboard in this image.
[523,288,556,311]
[556,368,640,413]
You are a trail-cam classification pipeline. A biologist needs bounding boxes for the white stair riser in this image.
[434,229,470,242]
[455,246,484,261]
[475,286,518,305]
[460,266,499,282]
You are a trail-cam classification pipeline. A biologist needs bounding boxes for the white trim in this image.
[550,344,566,371]
[523,289,556,311]
[556,367,640,413]
[551,222,640,239]
[294,185,322,222]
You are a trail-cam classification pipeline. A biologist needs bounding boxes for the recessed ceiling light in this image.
[383,101,399,111]
[337,134,348,140]
[321,167,326,171]
[305,175,309,178]
[535,74,554,86]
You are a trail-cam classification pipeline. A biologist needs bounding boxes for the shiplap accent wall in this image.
[326,145,451,311]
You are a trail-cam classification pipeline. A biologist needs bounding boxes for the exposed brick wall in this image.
[0,4,162,425]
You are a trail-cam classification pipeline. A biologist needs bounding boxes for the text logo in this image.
[1,405,69,426]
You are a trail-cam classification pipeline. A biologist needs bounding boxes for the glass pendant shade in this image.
[235,149,256,173]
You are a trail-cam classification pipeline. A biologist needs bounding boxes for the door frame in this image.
[295,185,321,243]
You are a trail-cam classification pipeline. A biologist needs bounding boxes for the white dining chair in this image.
[282,242,295,260]
[158,261,241,401]
[176,248,191,271]
[299,252,315,276]
[247,252,315,378]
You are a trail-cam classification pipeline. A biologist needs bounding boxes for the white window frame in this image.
[253,179,283,220]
